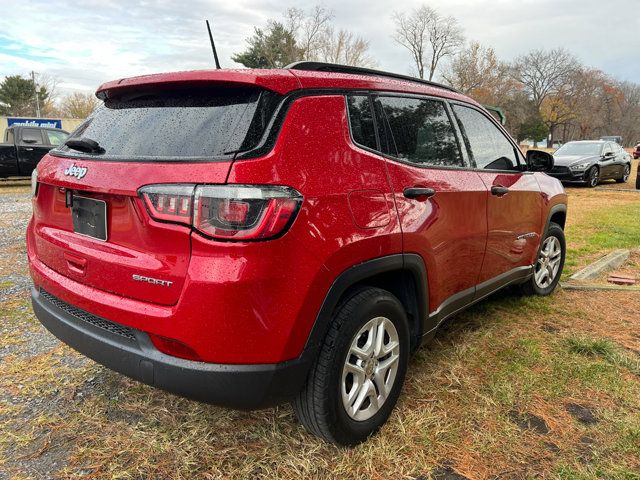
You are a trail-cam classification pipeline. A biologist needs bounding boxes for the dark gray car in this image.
[547,140,632,187]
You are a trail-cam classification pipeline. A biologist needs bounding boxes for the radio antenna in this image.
[206,20,221,69]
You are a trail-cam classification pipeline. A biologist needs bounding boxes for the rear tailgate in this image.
[30,82,282,306]
[32,156,232,305]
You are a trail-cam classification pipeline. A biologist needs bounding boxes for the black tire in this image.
[586,166,599,188]
[636,170,640,190]
[521,222,566,296]
[292,287,410,446]
[616,164,631,183]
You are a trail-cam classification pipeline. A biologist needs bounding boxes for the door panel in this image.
[376,95,488,321]
[451,103,543,287]
[387,164,488,314]
[17,128,49,176]
[475,171,542,283]
[600,143,616,179]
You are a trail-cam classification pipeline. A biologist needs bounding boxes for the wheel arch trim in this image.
[300,254,428,364]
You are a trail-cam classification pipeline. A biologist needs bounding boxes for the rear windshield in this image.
[53,86,280,161]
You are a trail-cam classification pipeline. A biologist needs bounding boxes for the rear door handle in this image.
[491,185,509,196]
[24,147,34,151]
[403,187,436,200]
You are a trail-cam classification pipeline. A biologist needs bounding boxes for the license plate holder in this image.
[71,196,108,241]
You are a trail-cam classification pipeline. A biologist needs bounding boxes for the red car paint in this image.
[27,67,566,395]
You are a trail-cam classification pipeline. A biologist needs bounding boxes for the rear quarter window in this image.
[346,95,377,151]
[54,86,281,161]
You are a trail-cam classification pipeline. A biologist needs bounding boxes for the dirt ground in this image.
[0,177,639,480]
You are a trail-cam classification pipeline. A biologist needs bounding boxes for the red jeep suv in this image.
[27,62,567,446]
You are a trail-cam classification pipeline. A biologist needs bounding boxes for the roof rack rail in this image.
[285,61,460,94]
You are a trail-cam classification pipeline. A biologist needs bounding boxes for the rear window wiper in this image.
[65,137,105,154]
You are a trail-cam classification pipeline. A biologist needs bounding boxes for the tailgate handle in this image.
[64,253,87,275]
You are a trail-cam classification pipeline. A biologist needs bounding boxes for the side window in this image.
[453,104,519,171]
[378,96,463,168]
[20,128,44,145]
[346,95,377,151]
[45,130,67,146]
[6,130,14,144]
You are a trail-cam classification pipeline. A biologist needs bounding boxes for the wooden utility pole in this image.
[31,71,41,118]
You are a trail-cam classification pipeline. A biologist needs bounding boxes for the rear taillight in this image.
[140,184,195,225]
[139,184,302,241]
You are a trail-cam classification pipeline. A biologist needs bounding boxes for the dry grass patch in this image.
[1,174,639,479]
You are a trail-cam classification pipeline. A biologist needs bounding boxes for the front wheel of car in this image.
[293,287,409,446]
[521,222,566,296]
[616,164,631,183]
[586,166,599,188]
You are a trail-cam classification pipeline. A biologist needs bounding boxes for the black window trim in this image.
[44,85,525,168]
[449,100,531,175]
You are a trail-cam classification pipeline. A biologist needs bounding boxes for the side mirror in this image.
[526,149,554,172]
[603,151,615,159]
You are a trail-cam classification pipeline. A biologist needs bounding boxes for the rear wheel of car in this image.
[586,166,599,188]
[293,287,409,446]
[521,222,565,296]
[617,164,631,183]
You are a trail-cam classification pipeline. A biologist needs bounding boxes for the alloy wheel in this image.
[534,236,562,289]
[589,168,599,187]
[341,316,400,422]
[623,165,630,182]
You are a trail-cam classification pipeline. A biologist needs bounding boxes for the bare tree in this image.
[59,92,100,118]
[392,5,464,80]
[441,41,511,102]
[286,6,333,61]
[511,48,579,108]
[616,81,640,145]
[318,27,376,67]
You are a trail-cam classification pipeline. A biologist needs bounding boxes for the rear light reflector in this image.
[149,334,202,361]
[139,184,302,241]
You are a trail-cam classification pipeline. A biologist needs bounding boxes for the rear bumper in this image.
[31,287,310,409]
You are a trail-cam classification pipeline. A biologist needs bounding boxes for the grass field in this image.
[1,177,639,479]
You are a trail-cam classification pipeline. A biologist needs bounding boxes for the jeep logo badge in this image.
[64,163,88,180]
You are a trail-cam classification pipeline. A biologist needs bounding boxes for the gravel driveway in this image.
[0,188,32,301]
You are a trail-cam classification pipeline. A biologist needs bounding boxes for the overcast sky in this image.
[1,0,638,98]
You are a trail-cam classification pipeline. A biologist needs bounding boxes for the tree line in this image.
[0,74,99,119]
[233,5,640,147]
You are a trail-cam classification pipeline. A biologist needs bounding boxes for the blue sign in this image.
[7,118,62,129]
